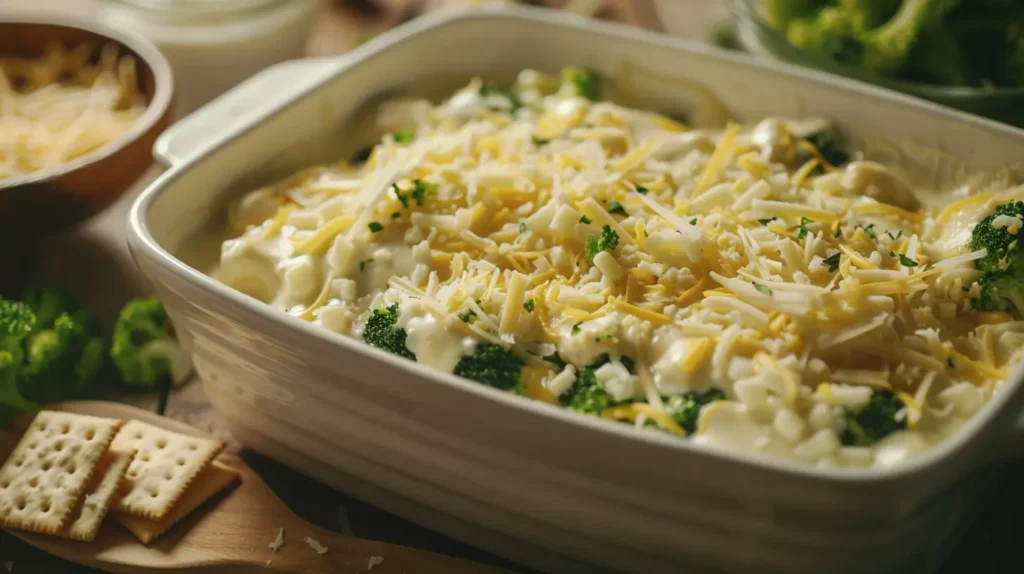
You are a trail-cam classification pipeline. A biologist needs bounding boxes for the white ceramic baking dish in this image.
[127,6,1024,573]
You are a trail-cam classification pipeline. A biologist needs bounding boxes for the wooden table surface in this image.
[2,1,1024,572]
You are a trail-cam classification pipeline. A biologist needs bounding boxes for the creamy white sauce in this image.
[399,308,476,372]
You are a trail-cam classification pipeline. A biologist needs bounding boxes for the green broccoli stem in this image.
[860,0,962,75]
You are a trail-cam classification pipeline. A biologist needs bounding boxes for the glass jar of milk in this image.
[100,0,317,118]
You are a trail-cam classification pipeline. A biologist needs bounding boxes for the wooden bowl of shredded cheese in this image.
[0,13,173,238]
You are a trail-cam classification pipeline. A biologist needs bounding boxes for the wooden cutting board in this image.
[0,401,507,573]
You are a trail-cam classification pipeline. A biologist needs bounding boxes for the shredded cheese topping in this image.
[212,68,1024,470]
[0,42,145,181]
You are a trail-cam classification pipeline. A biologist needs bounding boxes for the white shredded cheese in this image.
[269,527,285,552]
[304,536,328,555]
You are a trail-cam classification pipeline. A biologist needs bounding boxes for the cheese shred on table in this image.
[215,67,1024,469]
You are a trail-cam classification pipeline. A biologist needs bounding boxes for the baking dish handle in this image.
[153,57,339,168]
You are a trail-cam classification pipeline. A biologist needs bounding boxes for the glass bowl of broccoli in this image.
[732,0,1024,127]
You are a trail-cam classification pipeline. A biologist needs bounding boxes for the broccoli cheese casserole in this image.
[214,67,1024,469]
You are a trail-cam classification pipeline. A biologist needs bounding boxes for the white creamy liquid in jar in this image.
[99,0,316,117]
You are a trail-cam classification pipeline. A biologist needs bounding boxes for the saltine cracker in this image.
[111,420,224,519]
[113,461,240,544]
[0,411,122,534]
[62,449,134,541]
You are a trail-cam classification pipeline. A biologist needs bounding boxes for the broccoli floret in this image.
[560,365,610,415]
[559,354,635,415]
[780,0,1024,88]
[859,0,961,75]
[760,0,826,29]
[969,201,1024,316]
[841,389,907,446]
[20,286,73,334]
[974,270,1024,316]
[786,8,864,65]
[0,299,34,343]
[17,287,104,405]
[585,225,619,263]
[558,67,600,101]
[805,130,849,168]
[0,299,37,420]
[664,388,727,434]
[363,304,415,360]
[110,297,187,388]
[971,201,1024,273]
[453,343,524,391]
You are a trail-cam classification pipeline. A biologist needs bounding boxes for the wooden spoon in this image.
[0,401,507,573]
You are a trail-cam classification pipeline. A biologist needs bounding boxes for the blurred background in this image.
[3,0,728,118]
[9,1,1024,126]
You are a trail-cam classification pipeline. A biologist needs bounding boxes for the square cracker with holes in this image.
[61,449,134,541]
[113,461,240,544]
[0,411,123,535]
[111,420,224,520]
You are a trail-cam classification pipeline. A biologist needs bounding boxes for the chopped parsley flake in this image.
[834,227,842,238]
[359,258,373,271]
[394,179,436,208]
[635,185,649,195]
[798,217,814,239]
[594,333,614,343]
[607,201,628,216]
[863,224,877,240]
[571,323,582,336]
[480,82,523,112]
[410,180,435,206]
[585,225,619,263]
[519,222,527,233]
[892,251,918,267]
[822,252,841,272]
[758,218,776,226]
[523,299,535,312]
[368,222,384,233]
[458,309,475,322]
[532,137,549,146]
[690,218,698,225]
[394,129,415,143]
[392,183,407,207]
[753,283,772,296]
[580,215,592,224]
[391,212,401,219]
